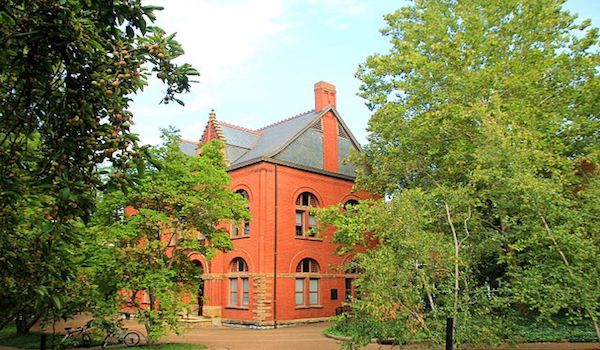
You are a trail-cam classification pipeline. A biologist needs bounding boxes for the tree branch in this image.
[459,206,471,248]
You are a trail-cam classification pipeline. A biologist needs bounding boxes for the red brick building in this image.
[181,82,369,327]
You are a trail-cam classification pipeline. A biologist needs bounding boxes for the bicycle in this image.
[61,324,92,347]
[101,327,142,348]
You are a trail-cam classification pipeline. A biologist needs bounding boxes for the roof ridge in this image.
[258,109,316,131]
[200,110,225,142]
[211,119,226,141]
[219,120,262,135]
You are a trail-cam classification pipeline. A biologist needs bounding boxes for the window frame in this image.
[295,278,305,306]
[295,192,319,238]
[232,189,250,238]
[229,278,239,306]
[343,199,359,209]
[344,259,361,301]
[228,258,250,308]
[295,258,321,307]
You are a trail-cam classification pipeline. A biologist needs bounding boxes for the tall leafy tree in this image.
[322,0,600,347]
[0,1,198,334]
[88,129,249,343]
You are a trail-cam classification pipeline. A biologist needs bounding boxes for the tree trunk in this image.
[15,314,30,335]
[146,288,156,344]
[445,203,459,349]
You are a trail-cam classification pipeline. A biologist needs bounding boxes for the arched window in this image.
[229,258,249,307]
[192,260,205,274]
[232,190,250,237]
[343,199,359,208]
[296,258,320,273]
[295,192,319,237]
[295,258,320,306]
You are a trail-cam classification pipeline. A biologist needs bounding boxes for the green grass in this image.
[0,325,58,349]
[513,318,598,343]
[325,316,598,343]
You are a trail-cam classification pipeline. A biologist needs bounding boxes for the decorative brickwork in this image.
[251,275,272,323]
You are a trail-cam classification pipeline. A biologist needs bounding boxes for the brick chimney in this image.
[314,81,336,111]
[315,81,340,172]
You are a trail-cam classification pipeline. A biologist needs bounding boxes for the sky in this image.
[130,0,600,146]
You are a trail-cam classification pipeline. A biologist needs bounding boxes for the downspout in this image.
[273,163,278,328]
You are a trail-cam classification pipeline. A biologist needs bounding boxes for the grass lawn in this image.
[513,318,598,342]
[0,325,58,349]
[0,324,206,349]
[325,316,598,343]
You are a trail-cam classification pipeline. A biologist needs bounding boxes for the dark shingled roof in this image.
[219,122,261,150]
[185,107,360,178]
[179,139,198,156]
[233,110,319,164]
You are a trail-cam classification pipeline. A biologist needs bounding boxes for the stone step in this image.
[179,316,221,328]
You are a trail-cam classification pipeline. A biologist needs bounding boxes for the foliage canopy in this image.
[0,0,198,334]
[321,0,600,347]
[87,130,249,343]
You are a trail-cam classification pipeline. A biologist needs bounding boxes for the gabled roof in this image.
[218,121,261,150]
[234,110,320,163]
[188,106,361,178]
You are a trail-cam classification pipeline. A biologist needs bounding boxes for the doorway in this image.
[192,260,204,316]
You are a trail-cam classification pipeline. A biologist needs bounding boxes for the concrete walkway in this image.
[165,322,396,350]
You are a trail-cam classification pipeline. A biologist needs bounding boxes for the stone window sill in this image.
[295,236,323,242]
[295,305,323,309]
[225,306,249,310]
[231,235,251,240]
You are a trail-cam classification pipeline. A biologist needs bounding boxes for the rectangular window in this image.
[308,214,317,236]
[345,278,353,300]
[309,278,319,305]
[243,221,250,235]
[295,278,304,305]
[295,211,304,236]
[232,224,239,237]
[242,278,249,306]
[229,278,238,306]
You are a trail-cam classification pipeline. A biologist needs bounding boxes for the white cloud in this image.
[132,0,291,143]
[305,0,368,16]
[131,0,384,146]
[148,0,289,84]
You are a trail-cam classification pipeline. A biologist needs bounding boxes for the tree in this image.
[0,135,97,335]
[88,129,249,343]
[322,0,600,347]
[0,0,198,334]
